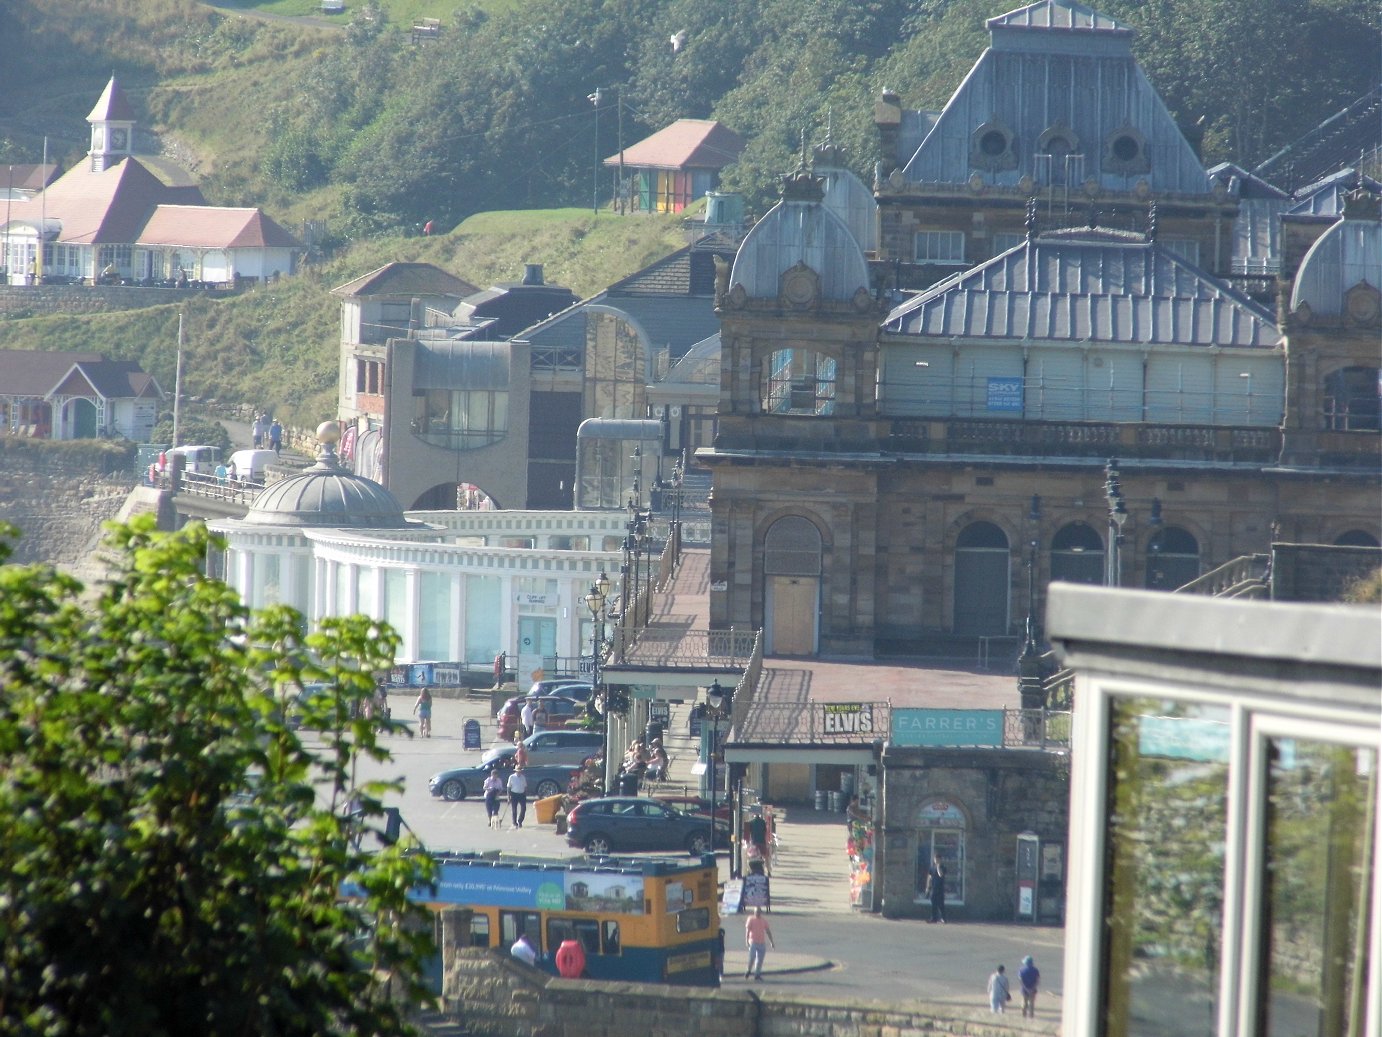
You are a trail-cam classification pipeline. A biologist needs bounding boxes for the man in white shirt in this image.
[510,932,538,966]
[507,765,529,829]
[520,698,537,737]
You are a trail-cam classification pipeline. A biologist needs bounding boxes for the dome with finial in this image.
[245,422,412,528]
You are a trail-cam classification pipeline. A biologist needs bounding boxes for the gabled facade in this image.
[0,349,162,441]
[604,119,745,214]
[0,76,300,287]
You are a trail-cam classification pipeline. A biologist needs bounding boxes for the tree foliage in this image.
[0,517,435,1037]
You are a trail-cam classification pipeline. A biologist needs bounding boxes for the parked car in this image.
[527,677,592,698]
[167,444,219,475]
[428,758,580,802]
[565,796,730,856]
[481,729,604,770]
[226,448,277,482]
[528,680,593,703]
[497,695,586,740]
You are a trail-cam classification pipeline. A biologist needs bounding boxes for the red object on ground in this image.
[554,938,586,979]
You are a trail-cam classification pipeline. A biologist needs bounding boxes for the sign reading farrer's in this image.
[891,709,1004,747]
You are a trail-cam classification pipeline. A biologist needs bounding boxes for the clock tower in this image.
[87,75,136,172]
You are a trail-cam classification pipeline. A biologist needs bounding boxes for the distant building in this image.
[0,76,300,286]
[0,349,162,441]
[604,119,745,214]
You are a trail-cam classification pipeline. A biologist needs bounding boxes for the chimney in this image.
[522,263,545,286]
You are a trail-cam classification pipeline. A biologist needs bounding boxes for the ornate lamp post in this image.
[1018,494,1045,714]
[584,572,612,793]
[704,680,732,857]
[1104,458,1128,586]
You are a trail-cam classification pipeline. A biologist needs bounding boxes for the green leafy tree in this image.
[0,517,435,1037]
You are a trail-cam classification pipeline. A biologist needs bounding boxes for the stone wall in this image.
[875,748,1068,921]
[1270,543,1382,602]
[443,947,1047,1037]
[0,283,237,319]
[0,438,140,574]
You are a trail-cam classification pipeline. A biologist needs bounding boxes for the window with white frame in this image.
[914,231,965,265]
[1161,239,1201,267]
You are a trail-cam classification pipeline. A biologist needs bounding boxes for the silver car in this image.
[480,729,603,769]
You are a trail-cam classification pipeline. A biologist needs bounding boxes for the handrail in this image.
[1175,553,1269,597]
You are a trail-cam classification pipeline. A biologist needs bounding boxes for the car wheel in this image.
[686,831,712,856]
[440,779,466,801]
[535,779,561,798]
[583,834,613,855]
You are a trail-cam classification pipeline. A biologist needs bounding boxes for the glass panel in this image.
[418,571,452,660]
[334,561,351,615]
[1260,740,1376,1037]
[1103,699,1231,1037]
[465,574,502,664]
[383,569,408,632]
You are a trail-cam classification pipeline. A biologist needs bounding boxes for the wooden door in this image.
[769,575,817,655]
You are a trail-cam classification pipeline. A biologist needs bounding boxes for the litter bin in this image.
[534,794,564,825]
[618,772,640,796]
[644,720,664,745]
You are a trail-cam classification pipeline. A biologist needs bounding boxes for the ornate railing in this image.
[612,627,759,671]
[1175,553,1269,598]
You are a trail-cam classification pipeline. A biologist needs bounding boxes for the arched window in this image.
[954,521,1010,635]
[1147,526,1201,590]
[1323,367,1380,431]
[765,515,823,576]
[1051,522,1105,585]
[763,349,837,416]
[1335,529,1380,548]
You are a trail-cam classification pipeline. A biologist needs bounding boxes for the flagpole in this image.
[173,312,183,447]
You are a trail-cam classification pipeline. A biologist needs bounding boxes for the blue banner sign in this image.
[986,376,1024,412]
[891,709,1004,747]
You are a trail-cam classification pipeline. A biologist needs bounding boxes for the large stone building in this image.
[702,0,1380,659]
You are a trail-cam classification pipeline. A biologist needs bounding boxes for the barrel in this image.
[814,790,827,811]
[828,791,843,812]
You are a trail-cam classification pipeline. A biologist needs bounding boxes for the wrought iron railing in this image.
[171,470,265,506]
[613,628,759,671]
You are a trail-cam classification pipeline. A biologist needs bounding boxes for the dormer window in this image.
[970,119,1017,172]
[1102,123,1150,175]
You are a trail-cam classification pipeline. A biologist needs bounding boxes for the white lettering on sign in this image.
[820,704,874,734]
[513,593,551,606]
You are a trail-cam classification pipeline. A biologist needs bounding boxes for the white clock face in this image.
[92,127,105,150]
[110,128,128,151]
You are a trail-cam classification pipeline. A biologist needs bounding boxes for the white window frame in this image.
[914,231,966,265]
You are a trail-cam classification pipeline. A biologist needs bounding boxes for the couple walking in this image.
[987,956,1041,1016]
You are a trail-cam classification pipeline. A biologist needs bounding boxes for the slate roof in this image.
[1286,169,1382,219]
[0,349,159,400]
[884,231,1281,348]
[730,183,871,303]
[331,262,480,299]
[900,0,1210,196]
[604,119,745,171]
[87,76,138,123]
[53,360,162,400]
[1291,211,1382,319]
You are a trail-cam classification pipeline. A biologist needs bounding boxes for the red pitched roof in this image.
[4,163,59,192]
[604,119,745,171]
[9,158,205,244]
[139,206,301,249]
[87,76,138,122]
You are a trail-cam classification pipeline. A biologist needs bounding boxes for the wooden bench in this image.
[412,17,442,42]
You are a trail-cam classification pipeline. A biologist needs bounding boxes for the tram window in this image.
[548,917,601,956]
[676,907,710,934]
[500,910,542,951]
[602,920,621,955]
[470,913,491,947]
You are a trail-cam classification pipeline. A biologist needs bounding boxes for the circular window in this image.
[980,131,1008,157]
[1112,135,1139,162]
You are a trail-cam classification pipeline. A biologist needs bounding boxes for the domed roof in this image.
[1290,193,1382,320]
[244,425,410,529]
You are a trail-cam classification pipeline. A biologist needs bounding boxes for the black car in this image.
[427,758,580,802]
[565,796,729,856]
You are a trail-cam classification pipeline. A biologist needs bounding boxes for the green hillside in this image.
[0,208,690,426]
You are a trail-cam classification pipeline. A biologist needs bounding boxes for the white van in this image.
[227,448,277,482]
[167,445,219,474]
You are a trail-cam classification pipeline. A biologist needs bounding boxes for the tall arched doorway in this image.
[1050,522,1104,585]
[953,521,1009,635]
[1146,527,1201,590]
[764,515,821,656]
[1335,529,1380,547]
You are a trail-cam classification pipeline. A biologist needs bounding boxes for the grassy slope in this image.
[0,209,692,426]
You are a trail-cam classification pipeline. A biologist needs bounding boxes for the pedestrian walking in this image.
[269,419,283,456]
[987,964,1010,1013]
[744,906,774,980]
[412,688,432,737]
[507,764,529,829]
[483,767,505,829]
[1018,955,1040,1017]
[520,697,536,738]
[925,854,947,923]
[252,414,267,449]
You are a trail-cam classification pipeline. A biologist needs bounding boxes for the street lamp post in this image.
[1017,494,1045,716]
[584,572,612,793]
[1104,458,1128,586]
[705,680,732,857]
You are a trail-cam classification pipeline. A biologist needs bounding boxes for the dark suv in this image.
[565,796,728,856]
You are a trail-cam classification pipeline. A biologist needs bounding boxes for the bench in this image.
[320,0,345,13]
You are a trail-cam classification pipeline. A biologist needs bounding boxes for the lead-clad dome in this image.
[245,423,410,529]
